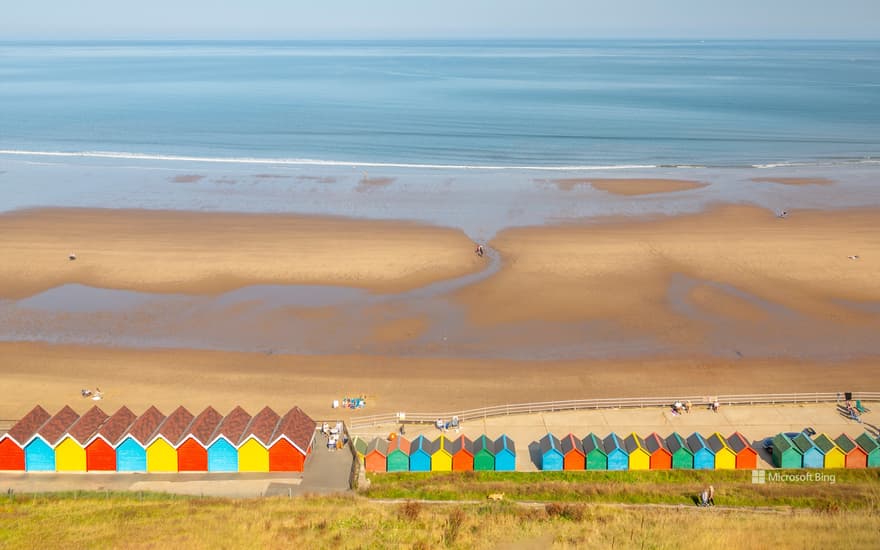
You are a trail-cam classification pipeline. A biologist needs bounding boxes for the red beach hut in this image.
[177,407,224,472]
[0,405,51,470]
[727,432,758,470]
[449,435,475,471]
[835,434,868,469]
[560,433,586,470]
[644,432,672,470]
[268,407,315,472]
[364,438,389,473]
[85,406,137,471]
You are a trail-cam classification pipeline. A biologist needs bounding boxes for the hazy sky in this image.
[3,0,879,40]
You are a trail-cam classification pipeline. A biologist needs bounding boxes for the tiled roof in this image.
[211,406,251,444]
[6,405,51,445]
[185,407,224,446]
[270,406,315,452]
[240,406,280,446]
[97,406,138,446]
[66,406,109,444]
[126,406,166,445]
[38,406,81,446]
[155,406,195,445]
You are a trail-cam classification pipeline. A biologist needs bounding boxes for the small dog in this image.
[487,493,505,501]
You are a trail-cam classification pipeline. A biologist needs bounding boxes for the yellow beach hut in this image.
[623,433,651,470]
[430,436,453,471]
[707,433,736,470]
[237,407,280,472]
[55,406,109,472]
[813,434,846,469]
[146,406,194,473]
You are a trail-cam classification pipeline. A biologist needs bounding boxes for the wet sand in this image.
[1,342,878,419]
[0,208,481,299]
[548,178,708,195]
[752,177,834,186]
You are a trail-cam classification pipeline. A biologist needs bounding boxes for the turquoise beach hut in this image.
[207,406,251,472]
[24,438,55,472]
[116,406,165,472]
[855,433,880,468]
[771,434,803,469]
[792,433,823,469]
[494,435,516,471]
[603,433,629,471]
[582,433,608,470]
[538,434,563,471]
[687,433,715,470]
[409,435,432,472]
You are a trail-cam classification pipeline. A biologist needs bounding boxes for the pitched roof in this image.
[96,406,138,446]
[726,432,754,454]
[624,433,647,453]
[448,435,473,455]
[834,433,860,454]
[430,436,449,455]
[154,406,195,446]
[183,407,224,446]
[125,406,166,446]
[270,406,315,452]
[603,433,624,454]
[686,433,710,453]
[644,433,669,455]
[211,406,251,444]
[560,434,584,455]
[495,435,515,454]
[581,433,606,455]
[239,406,280,446]
[813,433,839,454]
[6,405,52,445]
[855,432,879,453]
[387,436,410,455]
[473,435,494,455]
[706,433,731,453]
[772,433,798,453]
[792,433,818,453]
[66,406,109,444]
[539,433,561,454]
[366,438,388,456]
[38,406,81,446]
[352,436,368,455]
[410,435,431,454]
[665,433,690,454]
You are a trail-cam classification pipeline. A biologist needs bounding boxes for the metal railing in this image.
[348,391,880,431]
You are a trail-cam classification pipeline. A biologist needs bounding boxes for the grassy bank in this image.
[365,470,880,509]
[0,492,876,549]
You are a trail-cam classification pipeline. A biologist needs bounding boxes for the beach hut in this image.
[792,433,823,469]
[409,435,432,472]
[834,434,867,469]
[643,433,672,470]
[116,406,165,472]
[559,434,585,470]
[686,433,715,470]
[603,434,629,471]
[771,434,803,469]
[854,433,880,467]
[25,406,79,472]
[726,432,758,470]
[353,436,368,466]
[581,433,608,470]
[268,407,315,472]
[386,436,411,472]
[472,435,495,472]
[623,433,650,471]
[145,406,194,473]
[56,406,108,472]
[494,435,516,472]
[364,438,389,473]
[449,435,474,471]
[0,405,50,471]
[177,407,223,472]
[207,406,251,472]
[813,434,845,469]
[238,407,280,473]
[431,436,453,472]
[706,433,736,470]
[538,434,564,471]
[665,433,694,469]
[85,406,137,471]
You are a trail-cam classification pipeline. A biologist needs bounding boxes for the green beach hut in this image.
[771,434,803,469]
[665,432,694,469]
[386,436,411,473]
[855,433,880,468]
[581,433,607,470]
[473,435,495,471]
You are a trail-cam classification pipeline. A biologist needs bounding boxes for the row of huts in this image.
[354,435,516,472]
[770,432,880,469]
[0,405,316,473]
[538,432,758,471]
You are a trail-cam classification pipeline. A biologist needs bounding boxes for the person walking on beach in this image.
[708,485,715,506]
[475,244,484,257]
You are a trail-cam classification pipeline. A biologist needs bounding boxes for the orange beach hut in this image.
[177,407,223,472]
[86,406,137,471]
[643,433,672,470]
[0,406,51,471]
[268,407,315,472]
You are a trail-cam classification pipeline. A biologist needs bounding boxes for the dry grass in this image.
[0,492,875,549]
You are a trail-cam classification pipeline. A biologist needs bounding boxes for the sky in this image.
[2,0,879,40]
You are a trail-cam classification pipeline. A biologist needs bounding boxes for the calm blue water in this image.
[1,40,879,169]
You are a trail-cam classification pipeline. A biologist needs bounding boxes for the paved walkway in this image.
[353,402,879,471]
[268,438,353,496]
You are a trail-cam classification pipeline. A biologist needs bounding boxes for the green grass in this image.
[1,492,877,549]
[365,469,880,509]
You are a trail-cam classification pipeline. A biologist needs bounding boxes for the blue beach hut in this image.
[494,435,516,471]
[116,406,165,472]
[24,438,55,472]
[207,439,238,472]
[687,433,715,470]
[207,406,251,472]
[538,433,563,471]
[409,435,432,472]
[792,433,823,469]
[603,433,629,471]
